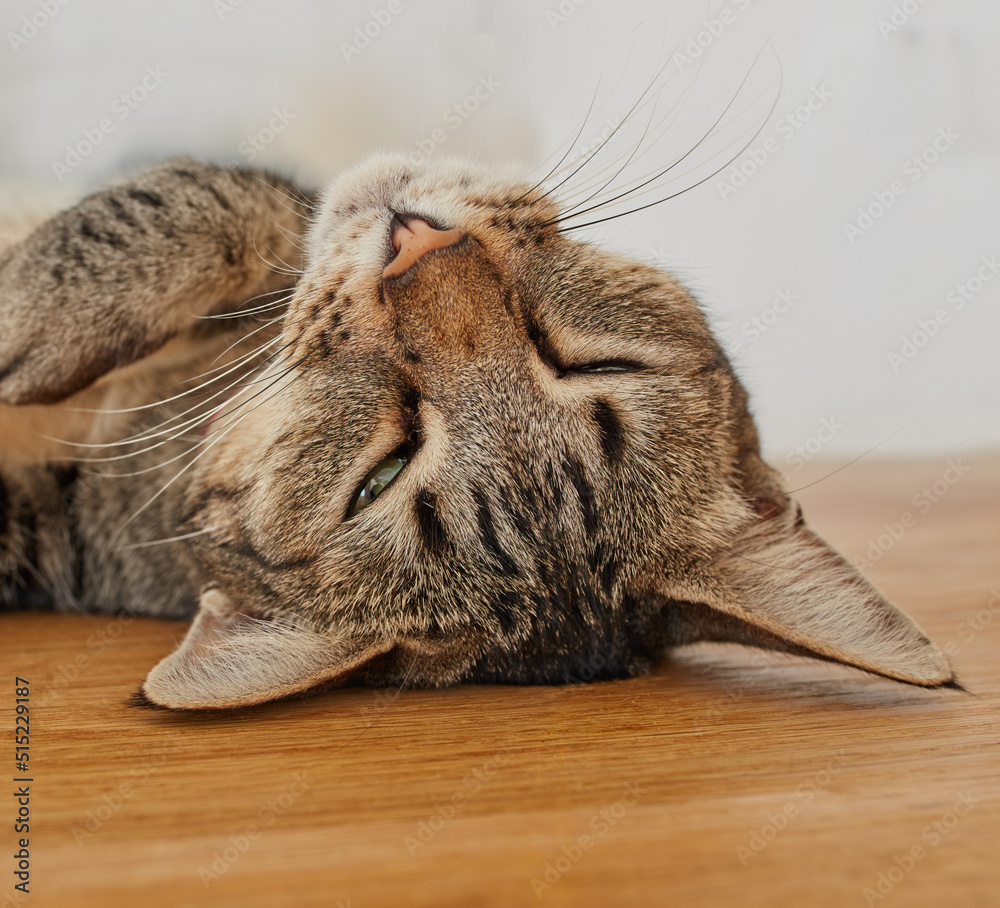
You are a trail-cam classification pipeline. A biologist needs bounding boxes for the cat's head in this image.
[142,154,953,708]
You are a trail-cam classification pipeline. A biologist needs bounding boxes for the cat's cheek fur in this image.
[141,589,393,709]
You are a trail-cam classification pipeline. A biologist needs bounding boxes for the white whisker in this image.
[116,527,217,551]
[553,45,782,230]
[108,364,303,548]
[50,338,288,455]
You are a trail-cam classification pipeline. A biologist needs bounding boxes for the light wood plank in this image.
[3,456,999,907]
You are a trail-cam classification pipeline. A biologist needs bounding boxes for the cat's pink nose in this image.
[383,215,467,279]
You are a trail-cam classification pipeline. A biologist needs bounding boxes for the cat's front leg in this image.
[0,462,76,610]
[0,159,313,464]
[0,159,312,410]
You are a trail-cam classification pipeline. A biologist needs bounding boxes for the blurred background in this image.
[1,0,997,466]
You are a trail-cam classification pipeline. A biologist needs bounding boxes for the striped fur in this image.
[0,156,954,708]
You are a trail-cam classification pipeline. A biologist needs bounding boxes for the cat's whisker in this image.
[557,81,779,223]
[53,338,296,455]
[546,42,762,214]
[534,41,702,205]
[519,91,602,204]
[107,362,305,548]
[195,287,294,321]
[248,231,305,278]
[552,98,662,221]
[199,313,288,372]
[62,331,285,424]
[75,414,232,465]
[551,44,780,229]
[534,49,683,207]
[272,220,311,255]
[784,429,906,495]
[515,45,624,205]
[252,259,302,279]
[106,387,270,547]
[562,60,778,212]
[48,308,291,456]
[63,316,286,417]
[554,59,782,230]
[521,24,659,203]
[115,527,218,551]
[253,174,318,216]
[200,299,290,321]
[543,55,705,210]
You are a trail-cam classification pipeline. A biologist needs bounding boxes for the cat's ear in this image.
[0,158,312,405]
[142,589,393,709]
[653,490,955,688]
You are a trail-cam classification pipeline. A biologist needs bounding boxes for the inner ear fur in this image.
[653,450,955,689]
[141,589,485,709]
[142,589,395,709]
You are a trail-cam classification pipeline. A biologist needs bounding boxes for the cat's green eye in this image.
[348,453,408,518]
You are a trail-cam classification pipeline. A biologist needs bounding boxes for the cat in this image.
[0,154,956,709]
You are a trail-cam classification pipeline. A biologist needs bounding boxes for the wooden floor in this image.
[4,456,999,908]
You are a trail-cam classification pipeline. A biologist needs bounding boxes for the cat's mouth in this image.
[382,213,467,280]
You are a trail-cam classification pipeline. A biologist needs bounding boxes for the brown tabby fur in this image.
[0,156,955,708]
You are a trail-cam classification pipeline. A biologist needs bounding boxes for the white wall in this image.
[2,0,998,465]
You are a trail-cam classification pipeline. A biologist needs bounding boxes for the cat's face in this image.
[143,155,953,708]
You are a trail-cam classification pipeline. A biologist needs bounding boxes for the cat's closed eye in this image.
[528,321,645,378]
[568,360,644,374]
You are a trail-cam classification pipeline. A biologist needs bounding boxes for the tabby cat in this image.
[0,155,955,708]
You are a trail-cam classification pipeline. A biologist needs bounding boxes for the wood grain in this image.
[3,456,999,908]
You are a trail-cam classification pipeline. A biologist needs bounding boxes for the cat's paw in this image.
[0,159,312,405]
